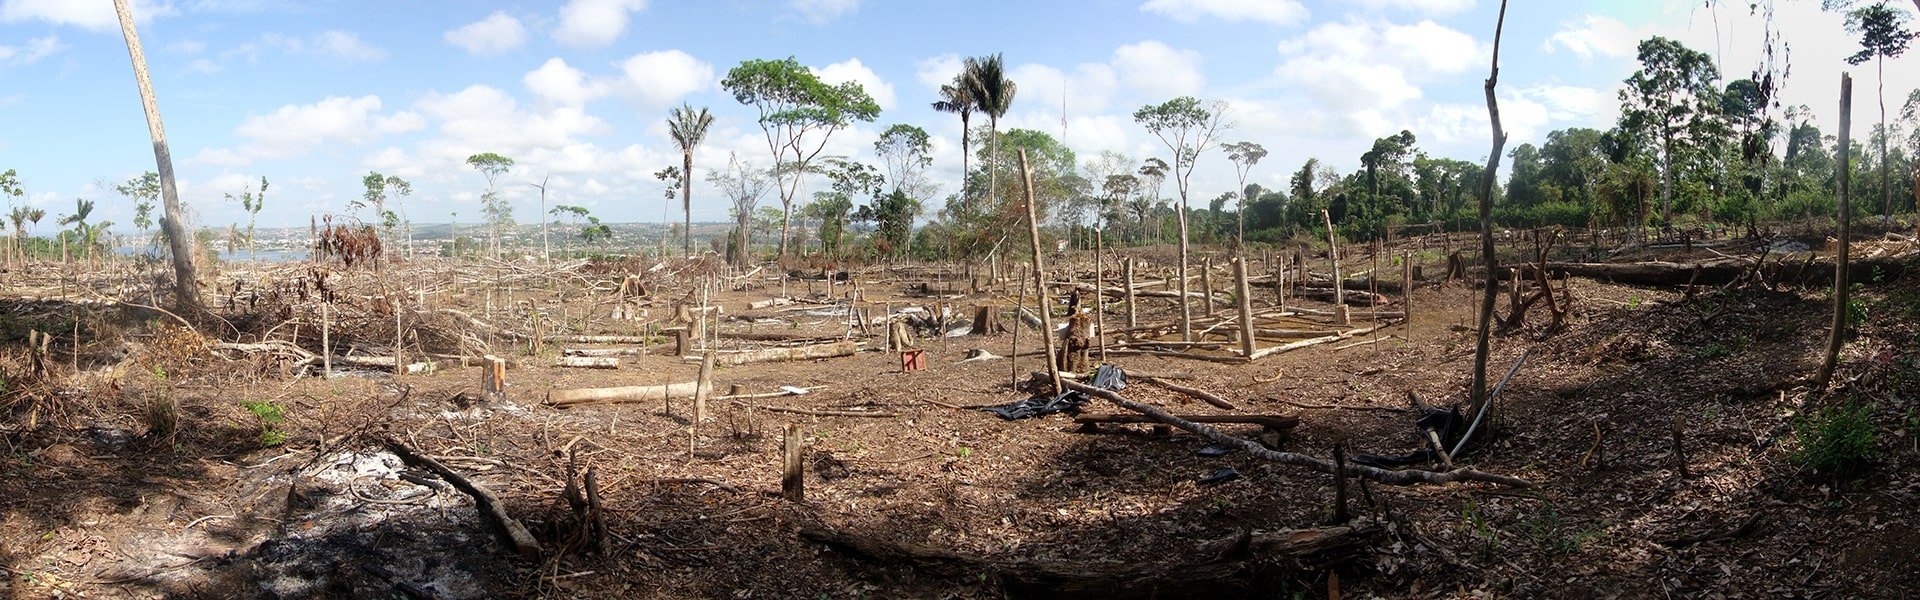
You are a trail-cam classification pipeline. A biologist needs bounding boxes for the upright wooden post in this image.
[1331,442,1351,524]
[320,301,332,376]
[1403,252,1415,339]
[1124,258,1137,329]
[781,423,805,501]
[1019,149,1063,397]
[1094,229,1107,362]
[483,356,506,402]
[394,298,404,374]
[1200,255,1215,316]
[1322,209,1345,326]
[1234,257,1256,360]
[695,349,715,423]
[1818,73,1854,388]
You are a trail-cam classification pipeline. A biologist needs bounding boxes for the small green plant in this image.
[1794,402,1878,478]
[1460,499,1501,556]
[952,446,972,459]
[1627,295,1644,309]
[146,366,177,439]
[1522,503,1600,555]
[240,399,288,447]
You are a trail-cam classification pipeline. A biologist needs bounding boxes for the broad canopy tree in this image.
[1619,36,1722,225]
[1134,96,1228,341]
[721,57,881,259]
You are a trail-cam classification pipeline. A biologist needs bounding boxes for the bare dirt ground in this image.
[4,228,1920,599]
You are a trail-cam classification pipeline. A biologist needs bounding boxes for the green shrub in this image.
[1794,402,1878,478]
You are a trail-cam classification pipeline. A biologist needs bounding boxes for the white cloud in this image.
[253,30,387,63]
[915,54,963,91]
[1353,0,1473,16]
[524,57,610,107]
[1138,0,1307,26]
[791,0,859,24]
[813,58,895,110]
[0,0,174,30]
[231,95,423,159]
[0,35,61,68]
[1009,61,1120,116]
[555,0,647,48]
[313,30,384,62]
[185,57,221,74]
[613,50,713,108]
[1273,18,1484,136]
[1112,40,1205,98]
[1545,15,1635,60]
[165,39,206,54]
[445,11,526,56]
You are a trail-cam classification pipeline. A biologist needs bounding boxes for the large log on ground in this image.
[682,340,859,366]
[547,381,699,406]
[799,521,1382,599]
[1488,253,1915,287]
[555,356,619,369]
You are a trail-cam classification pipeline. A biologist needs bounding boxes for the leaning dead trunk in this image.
[114,0,200,311]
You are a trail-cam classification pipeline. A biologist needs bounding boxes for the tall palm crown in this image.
[666,103,714,257]
[931,79,977,198]
[962,54,1017,227]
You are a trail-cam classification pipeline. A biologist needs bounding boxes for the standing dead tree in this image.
[1817,74,1855,389]
[113,0,200,311]
[1469,0,1512,424]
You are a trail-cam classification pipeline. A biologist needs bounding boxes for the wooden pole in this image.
[1095,229,1106,362]
[1322,209,1342,308]
[320,301,331,376]
[695,349,715,423]
[1403,252,1414,340]
[1331,442,1351,524]
[1124,257,1137,329]
[1200,255,1214,316]
[782,423,805,501]
[1234,257,1256,360]
[1019,149,1063,396]
[1818,73,1854,388]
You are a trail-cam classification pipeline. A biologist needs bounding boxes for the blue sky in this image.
[0,0,1913,232]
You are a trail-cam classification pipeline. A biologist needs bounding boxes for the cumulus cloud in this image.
[0,35,61,68]
[230,95,424,160]
[791,0,859,24]
[813,58,895,110]
[555,0,648,48]
[914,53,963,91]
[445,11,526,55]
[0,0,174,29]
[1138,0,1307,26]
[1273,18,1483,136]
[246,30,387,63]
[1009,61,1120,116]
[1353,0,1473,16]
[612,50,714,108]
[1112,40,1205,98]
[524,57,609,107]
[1545,15,1635,60]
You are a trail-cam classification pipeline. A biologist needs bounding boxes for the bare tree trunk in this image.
[1471,0,1511,411]
[1020,150,1063,396]
[114,0,199,312]
[1818,74,1854,389]
[1176,192,1193,341]
[683,150,694,257]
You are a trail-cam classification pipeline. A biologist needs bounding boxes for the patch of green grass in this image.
[1794,401,1878,479]
[1522,503,1601,555]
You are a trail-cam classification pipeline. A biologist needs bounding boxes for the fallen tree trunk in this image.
[682,340,859,366]
[1486,253,1915,287]
[1247,321,1399,361]
[547,381,699,407]
[798,520,1382,599]
[562,347,643,357]
[545,334,655,344]
[554,356,618,369]
[1137,375,1237,410]
[1058,378,1531,488]
[381,436,541,560]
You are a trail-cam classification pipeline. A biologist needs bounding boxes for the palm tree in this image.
[59,198,94,264]
[931,78,977,200]
[964,55,1017,215]
[667,103,714,258]
[113,0,200,310]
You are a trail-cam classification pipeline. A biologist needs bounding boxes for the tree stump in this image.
[970,305,1001,335]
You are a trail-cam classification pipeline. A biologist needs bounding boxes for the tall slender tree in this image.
[667,103,715,257]
[1134,97,1229,341]
[466,152,515,259]
[1223,141,1267,248]
[963,54,1017,253]
[1840,1,1915,220]
[1619,36,1721,225]
[113,0,199,310]
[931,78,978,201]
